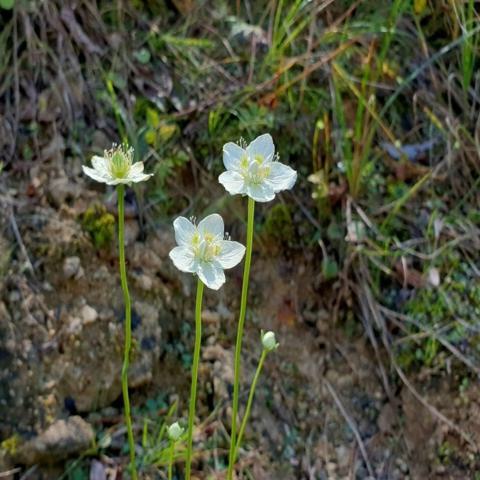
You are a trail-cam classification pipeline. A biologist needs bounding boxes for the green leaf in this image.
[0,0,14,10]
[133,47,151,64]
[98,433,112,449]
[326,221,343,241]
[146,107,160,128]
[322,257,338,280]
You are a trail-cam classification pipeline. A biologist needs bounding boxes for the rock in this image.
[66,317,82,335]
[427,267,440,287]
[47,176,80,208]
[80,305,98,325]
[133,272,153,292]
[202,344,234,402]
[377,402,396,433]
[130,239,165,271]
[63,256,82,279]
[129,301,162,388]
[124,219,139,245]
[0,204,164,437]
[336,445,350,469]
[14,416,94,465]
[91,130,110,151]
[90,459,107,480]
[52,300,161,412]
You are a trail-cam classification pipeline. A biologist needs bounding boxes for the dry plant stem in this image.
[168,440,175,480]
[234,349,267,461]
[185,278,204,479]
[227,197,255,480]
[117,184,138,480]
[324,379,374,477]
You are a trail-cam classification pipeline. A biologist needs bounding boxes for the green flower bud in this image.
[262,331,279,352]
[167,421,184,441]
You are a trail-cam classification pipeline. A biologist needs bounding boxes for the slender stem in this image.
[117,184,138,480]
[227,197,255,480]
[168,440,175,480]
[185,278,204,479]
[234,349,267,461]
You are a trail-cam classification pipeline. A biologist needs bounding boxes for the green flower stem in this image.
[185,278,204,479]
[227,197,255,480]
[168,440,175,480]
[117,184,138,480]
[234,349,267,462]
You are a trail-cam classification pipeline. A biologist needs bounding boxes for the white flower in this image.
[82,144,153,185]
[261,331,279,352]
[218,133,297,202]
[167,421,184,441]
[169,213,245,290]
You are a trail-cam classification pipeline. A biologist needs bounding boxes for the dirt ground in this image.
[1,176,479,478]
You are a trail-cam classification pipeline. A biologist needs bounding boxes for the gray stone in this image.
[15,416,94,465]
[63,256,81,279]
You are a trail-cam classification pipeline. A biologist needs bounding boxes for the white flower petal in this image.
[223,142,246,171]
[198,213,224,238]
[129,162,145,176]
[218,171,246,195]
[173,217,196,246]
[197,261,225,290]
[107,178,130,185]
[169,246,196,273]
[92,155,109,175]
[130,172,153,183]
[246,134,275,163]
[217,241,245,269]
[246,182,275,202]
[83,165,111,184]
[266,162,297,192]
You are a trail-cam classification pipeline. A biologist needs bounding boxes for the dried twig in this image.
[382,306,480,377]
[0,468,21,478]
[355,263,478,452]
[8,206,35,276]
[324,379,375,478]
[393,359,477,451]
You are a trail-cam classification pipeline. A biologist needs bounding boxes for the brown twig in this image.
[324,379,375,478]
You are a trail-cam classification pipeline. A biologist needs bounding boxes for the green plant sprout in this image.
[167,422,184,480]
[218,133,296,479]
[83,144,153,479]
[169,214,245,479]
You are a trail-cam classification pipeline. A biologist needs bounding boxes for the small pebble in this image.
[63,256,81,279]
[80,305,98,325]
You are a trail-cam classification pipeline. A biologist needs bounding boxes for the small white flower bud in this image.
[167,421,184,441]
[262,331,278,352]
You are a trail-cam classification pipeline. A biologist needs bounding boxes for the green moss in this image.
[397,253,480,370]
[262,203,295,247]
[438,441,454,464]
[1,434,19,455]
[80,204,115,250]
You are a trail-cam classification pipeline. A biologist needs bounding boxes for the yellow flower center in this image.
[193,231,222,262]
[254,154,264,164]
[239,152,271,185]
[191,232,201,246]
[240,154,249,170]
[203,241,221,261]
[248,164,271,185]
[107,146,133,179]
